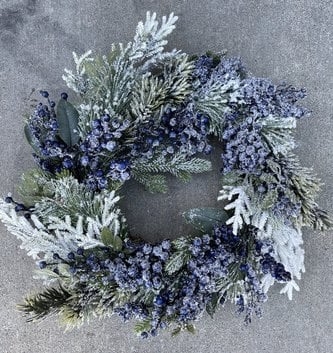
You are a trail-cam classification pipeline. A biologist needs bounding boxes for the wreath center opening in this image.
[119,139,223,243]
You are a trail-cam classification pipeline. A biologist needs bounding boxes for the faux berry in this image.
[39,261,47,269]
[15,204,26,212]
[40,90,49,98]
[5,196,13,203]
[61,92,68,100]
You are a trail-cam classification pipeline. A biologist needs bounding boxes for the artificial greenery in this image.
[0,12,331,339]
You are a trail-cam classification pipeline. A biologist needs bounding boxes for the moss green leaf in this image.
[206,292,223,318]
[171,326,181,337]
[56,99,80,146]
[165,250,190,275]
[101,227,123,251]
[183,207,229,233]
[24,124,40,153]
[185,323,196,334]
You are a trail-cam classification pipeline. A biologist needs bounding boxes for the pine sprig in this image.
[132,171,168,193]
[18,285,72,322]
[133,153,212,178]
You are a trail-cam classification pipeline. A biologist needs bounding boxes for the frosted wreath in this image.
[0,12,331,338]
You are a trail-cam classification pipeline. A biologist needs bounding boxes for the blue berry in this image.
[101,114,110,122]
[141,332,149,339]
[39,261,47,269]
[67,252,75,260]
[69,266,77,274]
[80,155,89,167]
[154,295,165,306]
[5,196,13,203]
[62,157,73,169]
[61,92,68,100]
[15,204,26,212]
[40,90,49,98]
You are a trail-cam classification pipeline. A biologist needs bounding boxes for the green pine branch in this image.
[18,285,72,322]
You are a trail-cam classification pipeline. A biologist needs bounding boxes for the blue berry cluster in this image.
[103,240,171,291]
[79,115,131,189]
[260,253,292,282]
[236,263,267,324]
[131,107,212,159]
[241,78,310,119]
[46,239,171,291]
[36,223,292,338]
[192,55,214,84]
[27,91,74,174]
[255,240,291,282]
[221,113,269,174]
[192,55,244,86]
[255,177,302,223]
[26,88,213,191]
[272,193,302,224]
[212,59,308,176]
[4,195,31,219]
[210,57,244,84]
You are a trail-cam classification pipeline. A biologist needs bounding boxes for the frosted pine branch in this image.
[218,186,252,235]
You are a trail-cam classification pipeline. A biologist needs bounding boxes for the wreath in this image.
[0,12,331,338]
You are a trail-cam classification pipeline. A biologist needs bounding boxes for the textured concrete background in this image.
[0,0,332,352]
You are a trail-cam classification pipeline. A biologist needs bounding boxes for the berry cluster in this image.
[255,240,291,282]
[27,91,73,174]
[4,195,31,219]
[192,55,215,85]
[36,223,292,338]
[241,78,309,119]
[255,177,302,223]
[260,253,292,282]
[192,55,244,87]
[131,106,212,159]
[221,113,269,174]
[272,193,302,224]
[79,115,132,189]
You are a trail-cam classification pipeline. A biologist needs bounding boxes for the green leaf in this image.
[101,227,123,251]
[24,124,40,153]
[134,318,151,335]
[165,251,189,275]
[17,169,53,206]
[206,292,223,318]
[183,207,229,233]
[185,324,196,334]
[56,99,80,146]
[132,172,168,193]
[171,326,182,337]
[261,190,278,209]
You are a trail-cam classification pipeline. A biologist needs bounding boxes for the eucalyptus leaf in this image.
[101,227,123,251]
[171,326,181,337]
[56,99,80,146]
[183,207,229,233]
[24,124,40,153]
[185,324,196,334]
[134,319,151,334]
[206,292,221,318]
[165,251,189,275]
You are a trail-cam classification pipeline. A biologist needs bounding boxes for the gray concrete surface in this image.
[0,0,332,352]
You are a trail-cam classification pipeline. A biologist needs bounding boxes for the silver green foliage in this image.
[62,12,191,136]
[0,11,330,336]
[132,152,212,192]
[0,176,126,260]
